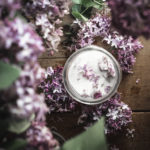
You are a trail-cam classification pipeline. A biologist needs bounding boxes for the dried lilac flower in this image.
[126,128,135,138]
[26,121,59,150]
[65,13,143,73]
[136,78,140,84]
[108,0,150,38]
[39,67,77,113]
[98,56,115,77]
[0,0,20,19]
[105,86,111,93]
[93,91,102,99]
[78,93,132,134]
[24,0,70,54]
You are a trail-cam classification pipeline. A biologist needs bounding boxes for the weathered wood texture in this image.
[108,112,150,150]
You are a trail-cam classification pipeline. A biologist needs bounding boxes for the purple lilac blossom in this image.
[26,121,59,150]
[108,0,150,38]
[104,32,143,73]
[0,18,48,121]
[65,13,143,73]
[0,0,20,19]
[78,93,132,134]
[39,67,77,113]
[0,18,44,63]
[24,0,70,54]
[93,91,102,99]
[126,128,135,138]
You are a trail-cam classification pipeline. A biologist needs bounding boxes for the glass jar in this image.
[63,45,122,105]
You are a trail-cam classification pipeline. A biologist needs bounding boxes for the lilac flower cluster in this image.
[39,67,77,113]
[67,14,111,51]
[0,18,44,63]
[0,0,60,147]
[0,0,20,19]
[104,32,143,73]
[65,14,143,73]
[108,0,150,38]
[24,0,70,55]
[78,93,132,134]
[0,18,48,121]
[26,121,59,150]
[41,67,132,134]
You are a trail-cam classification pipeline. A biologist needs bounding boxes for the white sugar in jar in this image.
[63,45,122,105]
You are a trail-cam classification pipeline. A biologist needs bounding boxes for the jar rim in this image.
[63,45,122,105]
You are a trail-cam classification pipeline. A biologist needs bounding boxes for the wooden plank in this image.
[47,112,150,150]
[38,58,66,68]
[38,43,73,59]
[108,112,150,150]
[39,36,113,59]
[118,37,150,111]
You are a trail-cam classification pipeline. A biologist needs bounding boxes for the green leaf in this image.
[8,114,34,134]
[61,117,108,150]
[72,4,82,12]
[72,11,88,22]
[82,0,94,7]
[0,61,20,90]
[82,0,104,10]
[4,138,27,150]
[72,0,83,4]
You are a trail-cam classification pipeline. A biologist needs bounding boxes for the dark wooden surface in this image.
[38,20,150,150]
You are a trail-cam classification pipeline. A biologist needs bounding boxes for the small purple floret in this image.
[93,91,102,99]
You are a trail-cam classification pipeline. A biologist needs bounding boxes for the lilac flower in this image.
[98,56,115,77]
[136,78,140,84]
[104,32,143,73]
[0,1,59,149]
[26,121,59,150]
[78,93,132,134]
[0,16,50,124]
[126,128,135,138]
[108,0,150,38]
[24,0,70,54]
[65,13,143,73]
[66,14,111,51]
[39,67,77,113]
[8,63,48,120]
[0,18,45,63]
[93,92,102,99]
[0,0,20,19]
